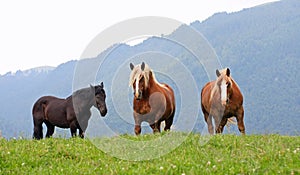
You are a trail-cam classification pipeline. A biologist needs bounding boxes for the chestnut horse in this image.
[129,62,176,135]
[32,83,107,139]
[201,68,245,135]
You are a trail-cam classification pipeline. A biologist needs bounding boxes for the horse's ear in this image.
[100,82,104,88]
[90,84,95,91]
[141,62,145,71]
[226,68,230,77]
[216,69,221,77]
[130,63,134,70]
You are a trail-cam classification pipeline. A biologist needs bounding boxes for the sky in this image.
[0,0,278,75]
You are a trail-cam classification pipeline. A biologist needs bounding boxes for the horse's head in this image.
[216,68,233,106]
[129,62,150,100]
[92,82,107,117]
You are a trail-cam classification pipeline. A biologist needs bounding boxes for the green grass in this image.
[0,133,299,174]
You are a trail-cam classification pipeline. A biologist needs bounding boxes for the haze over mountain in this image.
[0,0,299,138]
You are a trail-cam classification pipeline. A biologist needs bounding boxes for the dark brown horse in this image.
[129,62,176,135]
[32,83,107,139]
[201,68,245,135]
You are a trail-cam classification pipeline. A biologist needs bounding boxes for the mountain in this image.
[3,66,55,77]
[0,0,299,138]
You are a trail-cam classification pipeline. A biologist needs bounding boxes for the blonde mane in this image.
[129,63,167,90]
[129,63,151,88]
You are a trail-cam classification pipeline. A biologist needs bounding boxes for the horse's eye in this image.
[227,82,231,87]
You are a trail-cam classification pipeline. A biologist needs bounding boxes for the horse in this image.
[129,62,176,135]
[32,83,107,139]
[201,68,245,135]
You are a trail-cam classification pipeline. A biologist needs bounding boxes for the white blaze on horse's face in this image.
[135,77,139,99]
[220,79,228,106]
[130,62,147,100]
[134,75,145,100]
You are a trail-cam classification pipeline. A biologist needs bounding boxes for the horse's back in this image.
[33,96,55,113]
[32,96,66,117]
[33,95,71,127]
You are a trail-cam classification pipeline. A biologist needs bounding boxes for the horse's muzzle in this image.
[100,108,107,117]
[97,104,107,117]
[100,109,107,117]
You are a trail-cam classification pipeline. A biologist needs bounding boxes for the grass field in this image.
[0,133,299,174]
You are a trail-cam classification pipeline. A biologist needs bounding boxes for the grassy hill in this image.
[1,133,299,174]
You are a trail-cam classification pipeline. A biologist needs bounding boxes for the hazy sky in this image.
[0,0,278,75]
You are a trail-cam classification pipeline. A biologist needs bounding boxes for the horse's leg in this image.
[236,107,245,135]
[78,127,84,138]
[134,112,141,135]
[149,112,161,133]
[156,120,161,133]
[69,121,78,137]
[135,124,141,135]
[39,125,43,139]
[152,107,166,133]
[78,122,84,138]
[214,115,222,134]
[164,113,174,131]
[45,121,55,138]
[150,120,161,133]
[33,120,43,140]
[204,112,214,135]
[78,120,88,139]
[216,117,228,133]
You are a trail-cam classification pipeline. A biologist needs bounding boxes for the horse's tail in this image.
[226,117,237,132]
[227,117,237,125]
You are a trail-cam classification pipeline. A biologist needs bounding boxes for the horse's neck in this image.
[144,75,156,94]
[231,78,239,91]
[82,96,94,109]
[71,91,94,111]
[141,86,150,99]
[138,74,154,99]
[230,79,242,99]
[149,72,164,88]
